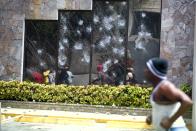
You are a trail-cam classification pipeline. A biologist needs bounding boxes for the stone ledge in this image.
[0,100,150,116]
[0,100,192,119]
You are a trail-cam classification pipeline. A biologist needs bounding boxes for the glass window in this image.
[24,0,162,86]
[91,0,128,86]
[24,20,58,84]
[58,11,92,85]
[128,0,161,84]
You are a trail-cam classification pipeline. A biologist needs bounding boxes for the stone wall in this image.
[0,0,92,81]
[161,0,195,86]
[0,0,25,80]
[133,0,161,12]
[25,0,92,20]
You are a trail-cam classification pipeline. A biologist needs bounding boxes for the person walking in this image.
[145,58,192,131]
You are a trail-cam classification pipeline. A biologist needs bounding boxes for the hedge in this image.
[0,80,153,108]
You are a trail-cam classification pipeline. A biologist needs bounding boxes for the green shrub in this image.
[180,83,192,97]
[0,81,153,108]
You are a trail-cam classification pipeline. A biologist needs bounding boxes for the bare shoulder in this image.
[160,80,176,90]
[158,80,181,96]
[158,80,188,100]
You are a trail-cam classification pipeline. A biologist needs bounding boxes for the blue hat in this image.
[146,58,168,79]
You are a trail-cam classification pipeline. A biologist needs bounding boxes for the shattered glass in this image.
[59,11,92,85]
[128,1,161,84]
[24,21,58,84]
[91,0,127,85]
[24,0,161,86]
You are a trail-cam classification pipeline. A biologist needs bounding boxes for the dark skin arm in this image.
[156,81,192,129]
[146,114,152,125]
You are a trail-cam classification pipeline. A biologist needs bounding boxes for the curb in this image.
[1,108,153,130]
[1,108,192,130]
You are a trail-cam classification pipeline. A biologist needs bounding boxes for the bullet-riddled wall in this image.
[0,0,92,81]
[0,0,195,87]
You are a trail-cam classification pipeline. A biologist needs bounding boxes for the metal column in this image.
[192,2,196,131]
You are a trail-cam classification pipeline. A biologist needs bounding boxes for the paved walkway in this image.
[0,108,190,131]
[1,108,154,131]
[2,122,154,131]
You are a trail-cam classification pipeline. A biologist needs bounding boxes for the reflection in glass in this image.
[23,0,162,86]
[128,0,161,84]
[24,21,58,84]
[91,1,128,86]
[59,11,92,85]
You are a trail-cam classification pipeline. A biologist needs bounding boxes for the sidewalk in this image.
[1,108,191,131]
[1,108,154,131]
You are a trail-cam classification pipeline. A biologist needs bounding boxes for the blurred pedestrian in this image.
[59,65,73,85]
[32,71,44,84]
[126,67,135,84]
[145,58,192,131]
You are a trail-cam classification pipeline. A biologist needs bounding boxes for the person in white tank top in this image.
[144,58,192,131]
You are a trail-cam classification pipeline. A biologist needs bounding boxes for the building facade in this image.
[0,0,195,86]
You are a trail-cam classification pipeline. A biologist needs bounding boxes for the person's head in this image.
[144,57,168,82]
[97,58,102,63]
[127,72,133,79]
[127,67,134,72]
[64,65,69,71]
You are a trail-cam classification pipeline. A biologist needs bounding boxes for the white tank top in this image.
[150,80,186,130]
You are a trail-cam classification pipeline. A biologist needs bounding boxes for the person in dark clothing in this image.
[110,60,125,86]
[58,66,69,84]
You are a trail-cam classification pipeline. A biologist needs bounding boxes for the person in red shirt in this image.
[97,63,103,73]
[32,71,44,84]
[92,59,106,84]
